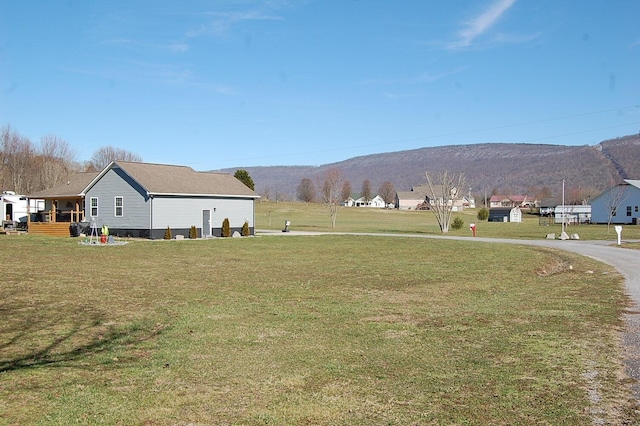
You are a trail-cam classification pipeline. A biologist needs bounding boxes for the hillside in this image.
[218,134,640,201]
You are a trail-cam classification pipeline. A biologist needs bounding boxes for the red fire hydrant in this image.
[469,223,476,237]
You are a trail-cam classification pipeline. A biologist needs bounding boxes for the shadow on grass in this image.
[0,310,165,373]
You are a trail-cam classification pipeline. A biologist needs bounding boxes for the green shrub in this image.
[190,225,198,239]
[477,207,489,221]
[164,226,172,240]
[451,216,464,230]
[222,218,231,237]
[241,221,250,237]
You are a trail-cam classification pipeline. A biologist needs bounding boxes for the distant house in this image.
[353,194,386,208]
[539,198,560,216]
[489,195,535,208]
[554,205,591,224]
[488,207,522,222]
[395,185,429,210]
[591,179,640,225]
[462,194,476,209]
[343,196,356,207]
[28,161,259,238]
[396,184,465,211]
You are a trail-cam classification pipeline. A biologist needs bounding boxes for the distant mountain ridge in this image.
[218,134,640,201]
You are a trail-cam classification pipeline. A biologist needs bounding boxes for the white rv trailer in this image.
[1,191,45,224]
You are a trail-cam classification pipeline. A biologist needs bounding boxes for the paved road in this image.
[258,229,640,399]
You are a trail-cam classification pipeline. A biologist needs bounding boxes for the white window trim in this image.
[115,196,123,217]
[90,197,98,217]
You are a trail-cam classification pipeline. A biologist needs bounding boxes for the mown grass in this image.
[256,201,640,241]
[1,233,638,424]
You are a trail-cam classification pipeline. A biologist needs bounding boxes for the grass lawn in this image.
[256,201,640,241]
[1,232,638,424]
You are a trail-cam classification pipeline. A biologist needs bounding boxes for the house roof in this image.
[540,197,560,207]
[410,185,430,197]
[625,179,640,189]
[396,191,425,201]
[490,194,528,202]
[354,194,383,202]
[591,179,640,202]
[27,172,100,198]
[92,161,259,198]
[27,161,260,199]
[489,207,519,213]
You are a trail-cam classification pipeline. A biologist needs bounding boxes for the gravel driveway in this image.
[515,238,640,401]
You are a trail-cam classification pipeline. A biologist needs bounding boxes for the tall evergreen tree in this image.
[234,169,255,190]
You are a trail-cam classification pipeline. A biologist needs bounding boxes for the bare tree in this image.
[321,167,344,228]
[340,180,352,205]
[36,134,77,190]
[89,146,142,170]
[1,125,35,193]
[260,186,271,202]
[361,179,372,205]
[296,178,316,203]
[605,183,627,233]
[566,184,598,205]
[425,170,466,234]
[378,181,396,208]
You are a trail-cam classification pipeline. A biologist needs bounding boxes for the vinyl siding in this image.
[151,196,254,230]
[592,187,640,224]
[84,168,150,229]
[83,164,255,236]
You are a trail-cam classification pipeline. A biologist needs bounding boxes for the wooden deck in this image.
[28,222,72,237]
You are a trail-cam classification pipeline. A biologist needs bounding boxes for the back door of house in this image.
[202,209,211,238]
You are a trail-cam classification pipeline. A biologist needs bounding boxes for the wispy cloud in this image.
[363,66,468,86]
[105,38,190,54]
[449,0,516,49]
[186,10,284,38]
[61,60,236,96]
[382,91,429,100]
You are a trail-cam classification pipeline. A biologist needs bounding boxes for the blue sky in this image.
[2,0,639,170]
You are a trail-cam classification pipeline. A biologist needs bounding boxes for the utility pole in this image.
[560,179,568,239]
[562,179,565,232]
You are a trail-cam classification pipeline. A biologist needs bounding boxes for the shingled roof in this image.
[28,172,100,198]
[93,161,259,198]
[28,162,259,199]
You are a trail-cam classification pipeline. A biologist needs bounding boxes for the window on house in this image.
[115,196,123,217]
[90,197,98,217]
[636,206,638,213]
[627,206,632,217]
[612,207,617,217]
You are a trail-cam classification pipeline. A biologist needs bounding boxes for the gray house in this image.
[28,161,259,238]
[591,179,640,225]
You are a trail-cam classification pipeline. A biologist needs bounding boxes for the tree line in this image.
[294,168,397,228]
[0,125,141,194]
[296,169,396,207]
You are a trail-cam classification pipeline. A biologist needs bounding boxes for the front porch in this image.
[28,222,74,237]
[28,197,85,237]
